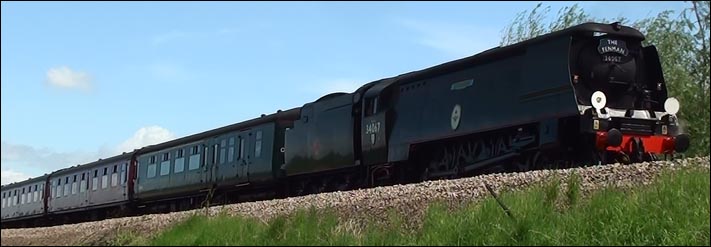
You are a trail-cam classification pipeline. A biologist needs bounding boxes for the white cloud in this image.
[1,141,100,171]
[46,66,93,91]
[1,170,32,186]
[1,141,100,185]
[1,125,176,185]
[395,18,500,59]
[116,126,176,153]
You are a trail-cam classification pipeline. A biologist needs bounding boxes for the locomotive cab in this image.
[570,22,690,163]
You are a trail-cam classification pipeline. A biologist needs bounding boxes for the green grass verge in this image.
[117,168,710,246]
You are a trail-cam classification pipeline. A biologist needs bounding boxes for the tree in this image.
[500,1,710,156]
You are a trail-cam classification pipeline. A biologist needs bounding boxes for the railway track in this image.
[1,155,708,246]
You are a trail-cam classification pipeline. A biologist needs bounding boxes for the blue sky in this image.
[1,1,689,185]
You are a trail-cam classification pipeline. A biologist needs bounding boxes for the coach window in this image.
[188,146,200,170]
[121,163,128,184]
[174,149,185,173]
[40,184,44,199]
[1,192,5,208]
[80,173,87,193]
[160,153,170,176]
[220,139,227,164]
[147,157,157,178]
[14,190,18,205]
[92,169,99,191]
[239,137,245,160]
[112,165,119,186]
[255,131,263,158]
[102,168,109,189]
[72,175,78,195]
[202,146,209,167]
[34,185,39,202]
[212,144,219,165]
[21,188,26,205]
[64,177,70,196]
[228,137,235,163]
[56,179,62,198]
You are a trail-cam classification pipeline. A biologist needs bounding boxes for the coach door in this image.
[361,80,395,166]
[235,131,251,184]
[202,144,213,184]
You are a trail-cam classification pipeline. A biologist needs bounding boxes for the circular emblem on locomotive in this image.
[451,104,461,130]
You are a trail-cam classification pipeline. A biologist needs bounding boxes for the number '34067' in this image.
[365,121,381,135]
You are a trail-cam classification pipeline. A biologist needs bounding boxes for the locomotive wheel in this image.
[420,167,431,181]
[615,151,631,164]
[528,151,552,170]
[630,138,645,163]
[509,154,531,172]
[427,144,458,179]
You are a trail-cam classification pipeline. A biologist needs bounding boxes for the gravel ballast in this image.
[2,156,709,246]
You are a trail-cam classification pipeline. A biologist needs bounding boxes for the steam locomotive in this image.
[1,22,690,228]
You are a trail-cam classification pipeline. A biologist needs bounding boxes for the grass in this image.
[117,168,710,246]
